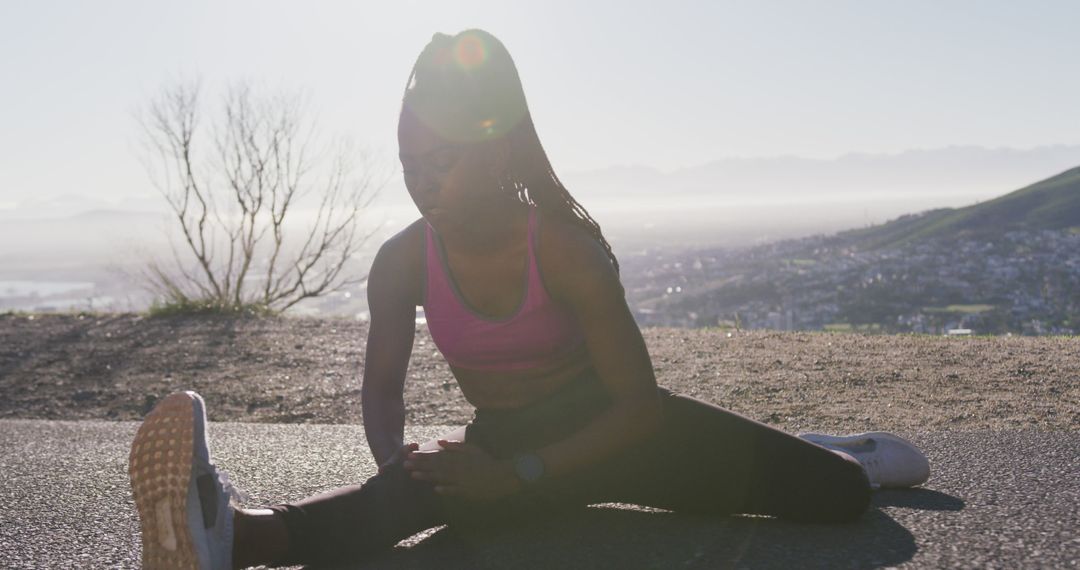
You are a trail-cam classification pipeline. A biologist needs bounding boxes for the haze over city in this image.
[2,1,1079,315]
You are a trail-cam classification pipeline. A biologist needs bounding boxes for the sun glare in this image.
[454,33,488,70]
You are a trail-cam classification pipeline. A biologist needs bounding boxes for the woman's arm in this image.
[528,219,663,479]
[361,230,420,467]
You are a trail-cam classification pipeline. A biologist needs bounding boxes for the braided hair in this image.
[401,29,619,273]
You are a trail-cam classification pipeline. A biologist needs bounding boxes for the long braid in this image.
[507,115,620,274]
[550,179,621,274]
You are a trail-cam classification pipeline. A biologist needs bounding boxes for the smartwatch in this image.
[512,452,546,484]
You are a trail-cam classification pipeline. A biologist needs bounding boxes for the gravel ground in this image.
[0,313,1077,432]
[2,420,1078,569]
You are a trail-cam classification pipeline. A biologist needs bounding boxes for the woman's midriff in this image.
[452,344,593,410]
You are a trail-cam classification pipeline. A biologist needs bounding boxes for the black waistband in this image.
[466,368,613,457]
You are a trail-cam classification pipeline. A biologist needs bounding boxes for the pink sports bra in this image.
[423,207,587,372]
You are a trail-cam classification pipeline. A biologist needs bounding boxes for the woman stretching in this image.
[128,29,930,569]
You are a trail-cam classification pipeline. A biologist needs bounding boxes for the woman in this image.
[129,29,930,569]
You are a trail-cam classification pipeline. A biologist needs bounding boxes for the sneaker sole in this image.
[129,392,201,569]
[798,431,919,450]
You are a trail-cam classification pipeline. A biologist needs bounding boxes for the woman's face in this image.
[398,108,511,231]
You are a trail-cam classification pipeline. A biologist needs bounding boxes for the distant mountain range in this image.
[557,144,1080,249]
[563,144,1080,204]
[6,145,1079,252]
[836,164,1080,250]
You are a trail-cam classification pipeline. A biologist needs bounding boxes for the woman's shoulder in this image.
[370,217,427,306]
[536,209,623,301]
[537,210,613,269]
[381,217,427,252]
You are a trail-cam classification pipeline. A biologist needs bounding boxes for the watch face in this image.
[514,453,545,483]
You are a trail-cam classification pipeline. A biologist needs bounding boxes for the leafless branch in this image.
[137,79,382,312]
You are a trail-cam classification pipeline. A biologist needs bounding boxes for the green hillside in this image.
[840,164,1080,249]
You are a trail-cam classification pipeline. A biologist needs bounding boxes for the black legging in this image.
[268,370,871,567]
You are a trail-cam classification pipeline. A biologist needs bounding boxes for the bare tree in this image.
[138,81,383,313]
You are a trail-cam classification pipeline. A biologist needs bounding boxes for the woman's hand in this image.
[378,442,420,475]
[404,440,521,501]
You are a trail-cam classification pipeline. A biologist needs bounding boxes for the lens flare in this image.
[454,34,488,70]
[404,31,526,143]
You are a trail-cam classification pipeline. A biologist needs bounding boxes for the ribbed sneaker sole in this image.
[129,392,200,569]
[799,431,916,449]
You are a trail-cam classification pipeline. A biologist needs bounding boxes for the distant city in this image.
[6,225,1078,336]
[621,228,1080,335]
[623,163,1080,335]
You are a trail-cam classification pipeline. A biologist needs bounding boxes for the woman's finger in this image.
[438,441,480,454]
[409,469,431,481]
[408,463,444,479]
[379,442,421,474]
[410,467,456,484]
[403,456,435,470]
[406,449,441,465]
[406,452,455,475]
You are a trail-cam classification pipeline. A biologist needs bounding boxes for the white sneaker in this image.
[130,391,240,569]
[797,431,930,490]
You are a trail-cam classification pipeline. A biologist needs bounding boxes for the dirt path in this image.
[0,313,1076,432]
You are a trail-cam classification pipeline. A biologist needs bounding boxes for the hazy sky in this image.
[2,0,1079,209]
